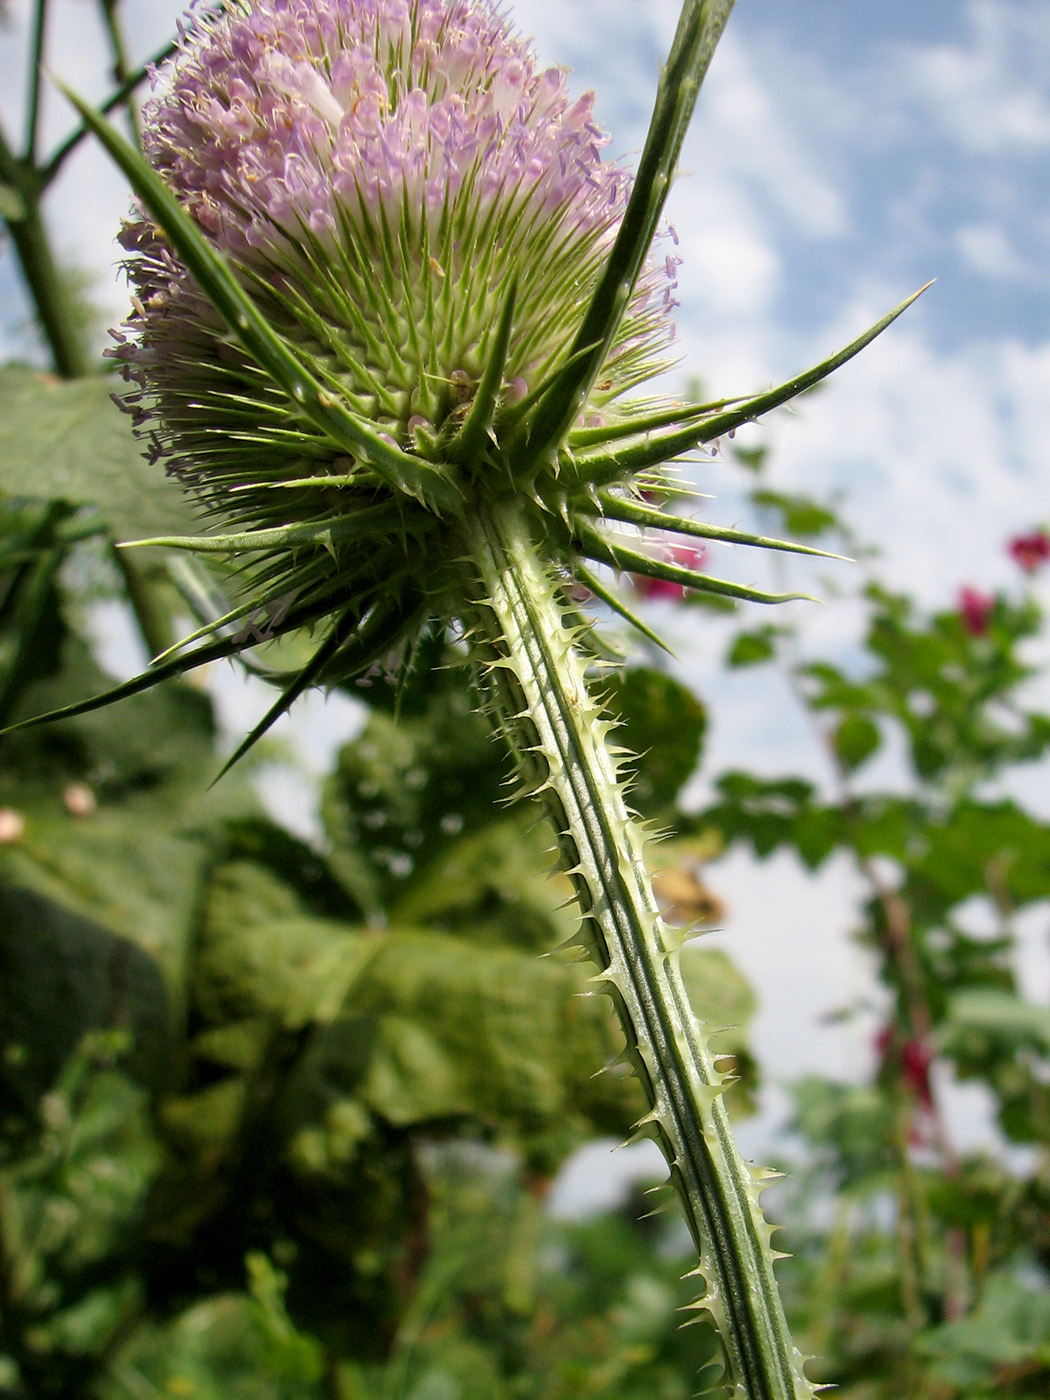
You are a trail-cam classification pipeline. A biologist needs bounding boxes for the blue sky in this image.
[2,0,1049,1161]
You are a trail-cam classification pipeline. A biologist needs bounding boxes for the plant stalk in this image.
[463,501,814,1400]
[0,126,91,378]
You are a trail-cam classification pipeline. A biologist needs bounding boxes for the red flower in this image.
[900,1039,935,1110]
[958,585,994,636]
[632,542,707,601]
[1007,530,1050,573]
[875,1025,934,1111]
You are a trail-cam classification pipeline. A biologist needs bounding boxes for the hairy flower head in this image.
[110,0,684,631]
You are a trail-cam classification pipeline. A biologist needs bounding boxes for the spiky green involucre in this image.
[109,0,687,638]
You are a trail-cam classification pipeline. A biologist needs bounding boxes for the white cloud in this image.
[672,182,781,320]
[903,0,1050,154]
[956,221,1036,281]
[756,315,1050,600]
[691,32,849,242]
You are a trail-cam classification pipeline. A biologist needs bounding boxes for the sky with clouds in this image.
[2,0,1049,1166]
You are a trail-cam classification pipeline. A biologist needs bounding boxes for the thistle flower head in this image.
[74,0,901,753]
[110,0,685,630]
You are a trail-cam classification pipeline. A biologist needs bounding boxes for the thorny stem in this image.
[464,500,815,1400]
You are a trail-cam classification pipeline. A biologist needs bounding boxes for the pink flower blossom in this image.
[958,585,994,637]
[633,542,707,601]
[1007,530,1050,573]
[111,0,677,508]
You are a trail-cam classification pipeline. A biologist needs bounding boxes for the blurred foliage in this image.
[0,491,733,1397]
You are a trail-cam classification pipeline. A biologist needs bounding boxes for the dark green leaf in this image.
[752,489,840,539]
[727,627,778,668]
[603,666,706,813]
[0,885,171,1114]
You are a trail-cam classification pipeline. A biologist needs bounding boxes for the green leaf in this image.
[698,772,840,867]
[727,627,779,668]
[344,929,636,1134]
[944,989,1050,1057]
[193,859,371,1030]
[603,666,707,814]
[0,630,248,989]
[751,489,842,539]
[832,713,880,771]
[917,1270,1050,1389]
[0,885,171,1114]
[0,367,196,538]
[320,687,513,920]
[914,801,1050,910]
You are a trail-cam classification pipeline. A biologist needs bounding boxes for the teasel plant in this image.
[5,0,929,1393]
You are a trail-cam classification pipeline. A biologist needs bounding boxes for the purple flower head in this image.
[111,0,678,587]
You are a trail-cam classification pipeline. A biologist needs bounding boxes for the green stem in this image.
[0,126,91,378]
[98,0,142,147]
[463,501,815,1400]
[25,0,51,164]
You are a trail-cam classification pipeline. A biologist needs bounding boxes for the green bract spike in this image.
[119,501,406,554]
[579,526,816,606]
[574,562,674,655]
[513,0,737,474]
[572,285,934,487]
[209,595,419,783]
[449,278,519,467]
[591,492,852,561]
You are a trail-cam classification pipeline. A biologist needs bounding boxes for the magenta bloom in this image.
[1007,530,1050,574]
[632,542,708,601]
[958,585,994,637]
